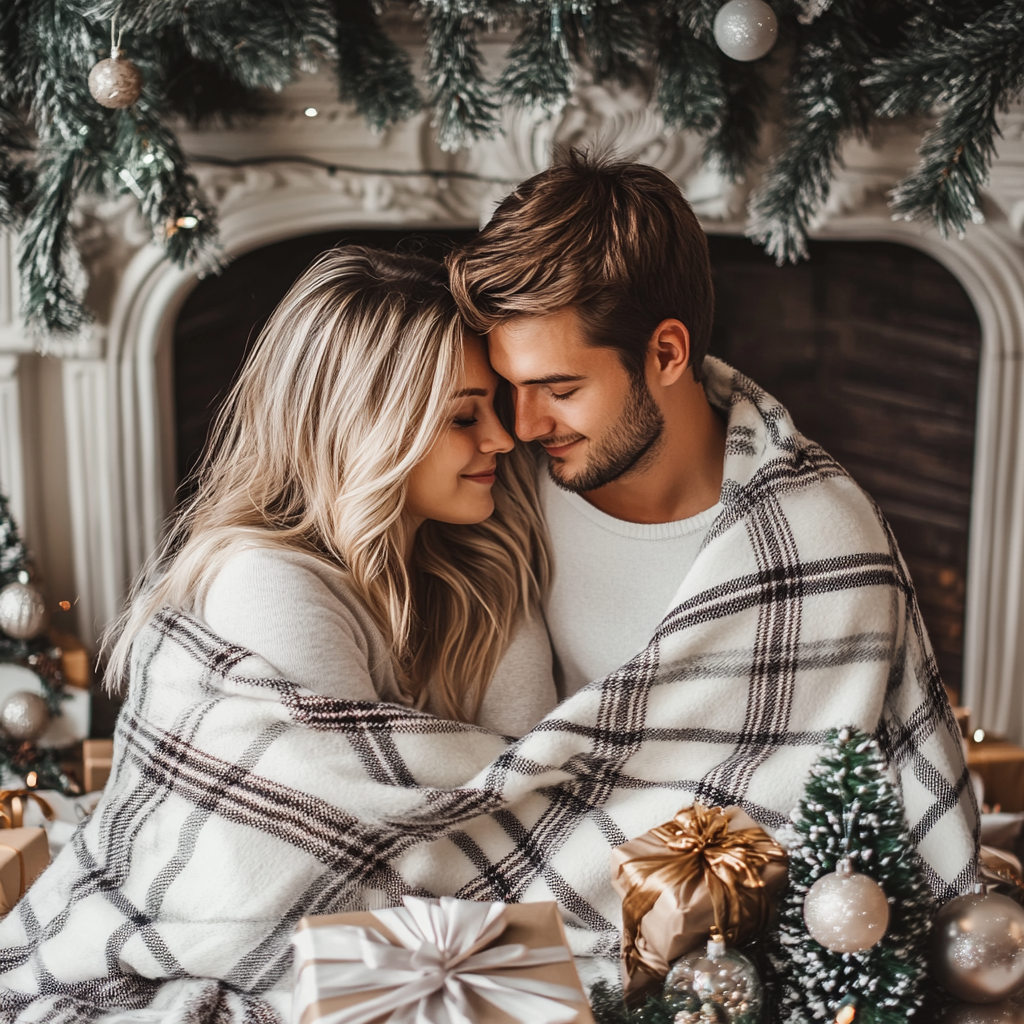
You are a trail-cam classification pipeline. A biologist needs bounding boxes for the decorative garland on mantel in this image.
[0,1,1021,340]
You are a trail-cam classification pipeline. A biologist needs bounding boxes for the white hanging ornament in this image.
[0,578,48,640]
[88,21,143,109]
[713,0,779,62]
[802,857,890,953]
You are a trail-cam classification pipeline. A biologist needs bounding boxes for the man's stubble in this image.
[547,375,665,495]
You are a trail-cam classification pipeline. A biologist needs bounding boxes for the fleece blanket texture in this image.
[0,357,978,1023]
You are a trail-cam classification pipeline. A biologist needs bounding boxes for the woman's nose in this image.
[481,417,515,454]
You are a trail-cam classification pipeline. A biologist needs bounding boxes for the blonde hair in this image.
[103,246,549,722]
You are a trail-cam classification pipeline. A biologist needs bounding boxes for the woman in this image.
[0,247,559,1022]
[106,245,555,734]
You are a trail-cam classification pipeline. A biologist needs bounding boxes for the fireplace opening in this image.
[172,232,982,699]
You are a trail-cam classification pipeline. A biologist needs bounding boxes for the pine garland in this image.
[769,727,936,1023]
[868,0,1024,239]
[1,1,1022,336]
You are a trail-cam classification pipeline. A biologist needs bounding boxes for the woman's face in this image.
[404,334,515,527]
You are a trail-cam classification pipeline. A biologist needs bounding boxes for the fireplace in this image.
[0,78,1022,739]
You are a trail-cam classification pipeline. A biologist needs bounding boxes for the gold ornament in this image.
[0,691,50,742]
[802,857,890,953]
[0,580,48,640]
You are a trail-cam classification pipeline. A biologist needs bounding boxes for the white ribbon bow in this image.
[291,896,583,1024]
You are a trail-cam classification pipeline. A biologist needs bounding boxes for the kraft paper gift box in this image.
[82,738,114,793]
[0,827,49,915]
[611,804,788,1001]
[291,897,595,1024]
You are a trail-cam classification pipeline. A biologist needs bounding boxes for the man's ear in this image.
[648,319,691,385]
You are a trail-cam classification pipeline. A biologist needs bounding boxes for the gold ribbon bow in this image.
[0,789,54,829]
[618,803,787,978]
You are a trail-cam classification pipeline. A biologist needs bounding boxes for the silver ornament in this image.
[0,580,49,640]
[664,933,764,1023]
[88,56,143,109]
[0,691,50,741]
[802,858,890,953]
[932,890,1024,1003]
[713,0,779,61]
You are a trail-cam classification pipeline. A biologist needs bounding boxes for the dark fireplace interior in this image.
[173,231,981,699]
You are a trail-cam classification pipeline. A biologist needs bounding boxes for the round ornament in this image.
[713,0,779,61]
[664,933,764,1024]
[88,55,143,109]
[0,580,48,640]
[0,691,50,741]
[802,858,890,953]
[932,890,1024,1003]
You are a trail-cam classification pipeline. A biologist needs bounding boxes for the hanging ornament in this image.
[88,20,143,109]
[663,931,764,1024]
[0,579,48,640]
[802,856,890,952]
[931,887,1024,1003]
[713,0,779,62]
[0,691,50,742]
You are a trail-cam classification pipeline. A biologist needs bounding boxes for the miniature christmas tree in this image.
[769,727,936,1023]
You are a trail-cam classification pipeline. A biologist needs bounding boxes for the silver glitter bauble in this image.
[0,580,48,640]
[713,0,779,61]
[664,934,763,1023]
[932,891,1024,1003]
[88,56,143,109]
[802,858,890,953]
[0,691,50,741]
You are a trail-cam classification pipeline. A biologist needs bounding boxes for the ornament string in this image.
[111,18,125,60]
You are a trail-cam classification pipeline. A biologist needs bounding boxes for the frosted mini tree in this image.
[769,728,936,1024]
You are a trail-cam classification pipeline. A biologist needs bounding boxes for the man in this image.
[448,150,978,896]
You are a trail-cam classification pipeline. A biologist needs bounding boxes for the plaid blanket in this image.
[0,358,978,1024]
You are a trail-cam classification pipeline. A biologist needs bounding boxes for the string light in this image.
[304,107,318,117]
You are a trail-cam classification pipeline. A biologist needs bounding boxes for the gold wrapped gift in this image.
[610,803,788,999]
[0,827,49,915]
[0,789,54,829]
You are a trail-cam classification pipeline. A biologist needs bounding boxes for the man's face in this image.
[488,308,664,493]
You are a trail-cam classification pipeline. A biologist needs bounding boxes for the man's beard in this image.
[547,375,665,494]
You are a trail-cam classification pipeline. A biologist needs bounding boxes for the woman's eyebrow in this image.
[454,387,489,398]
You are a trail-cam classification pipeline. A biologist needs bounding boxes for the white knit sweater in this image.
[199,545,557,737]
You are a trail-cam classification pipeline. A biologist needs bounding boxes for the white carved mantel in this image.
[2,63,1024,740]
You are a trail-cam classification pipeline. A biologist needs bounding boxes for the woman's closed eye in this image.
[453,416,478,427]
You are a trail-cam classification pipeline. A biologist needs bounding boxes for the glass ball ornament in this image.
[88,55,143,109]
[0,691,50,741]
[932,889,1024,1003]
[0,580,49,640]
[802,857,890,953]
[664,933,764,1024]
[713,0,779,62]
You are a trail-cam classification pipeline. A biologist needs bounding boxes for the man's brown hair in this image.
[447,149,715,382]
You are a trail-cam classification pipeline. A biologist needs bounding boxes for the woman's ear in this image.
[648,319,691,385]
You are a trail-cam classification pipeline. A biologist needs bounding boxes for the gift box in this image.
[967,738,1024,812]
[49,629,92,689]
[292,896,594,1024]
[82,739,114,793]
[611,803,788,1000]
[0,827,49,914]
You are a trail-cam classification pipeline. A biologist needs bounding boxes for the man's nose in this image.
[514,392,554,442]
